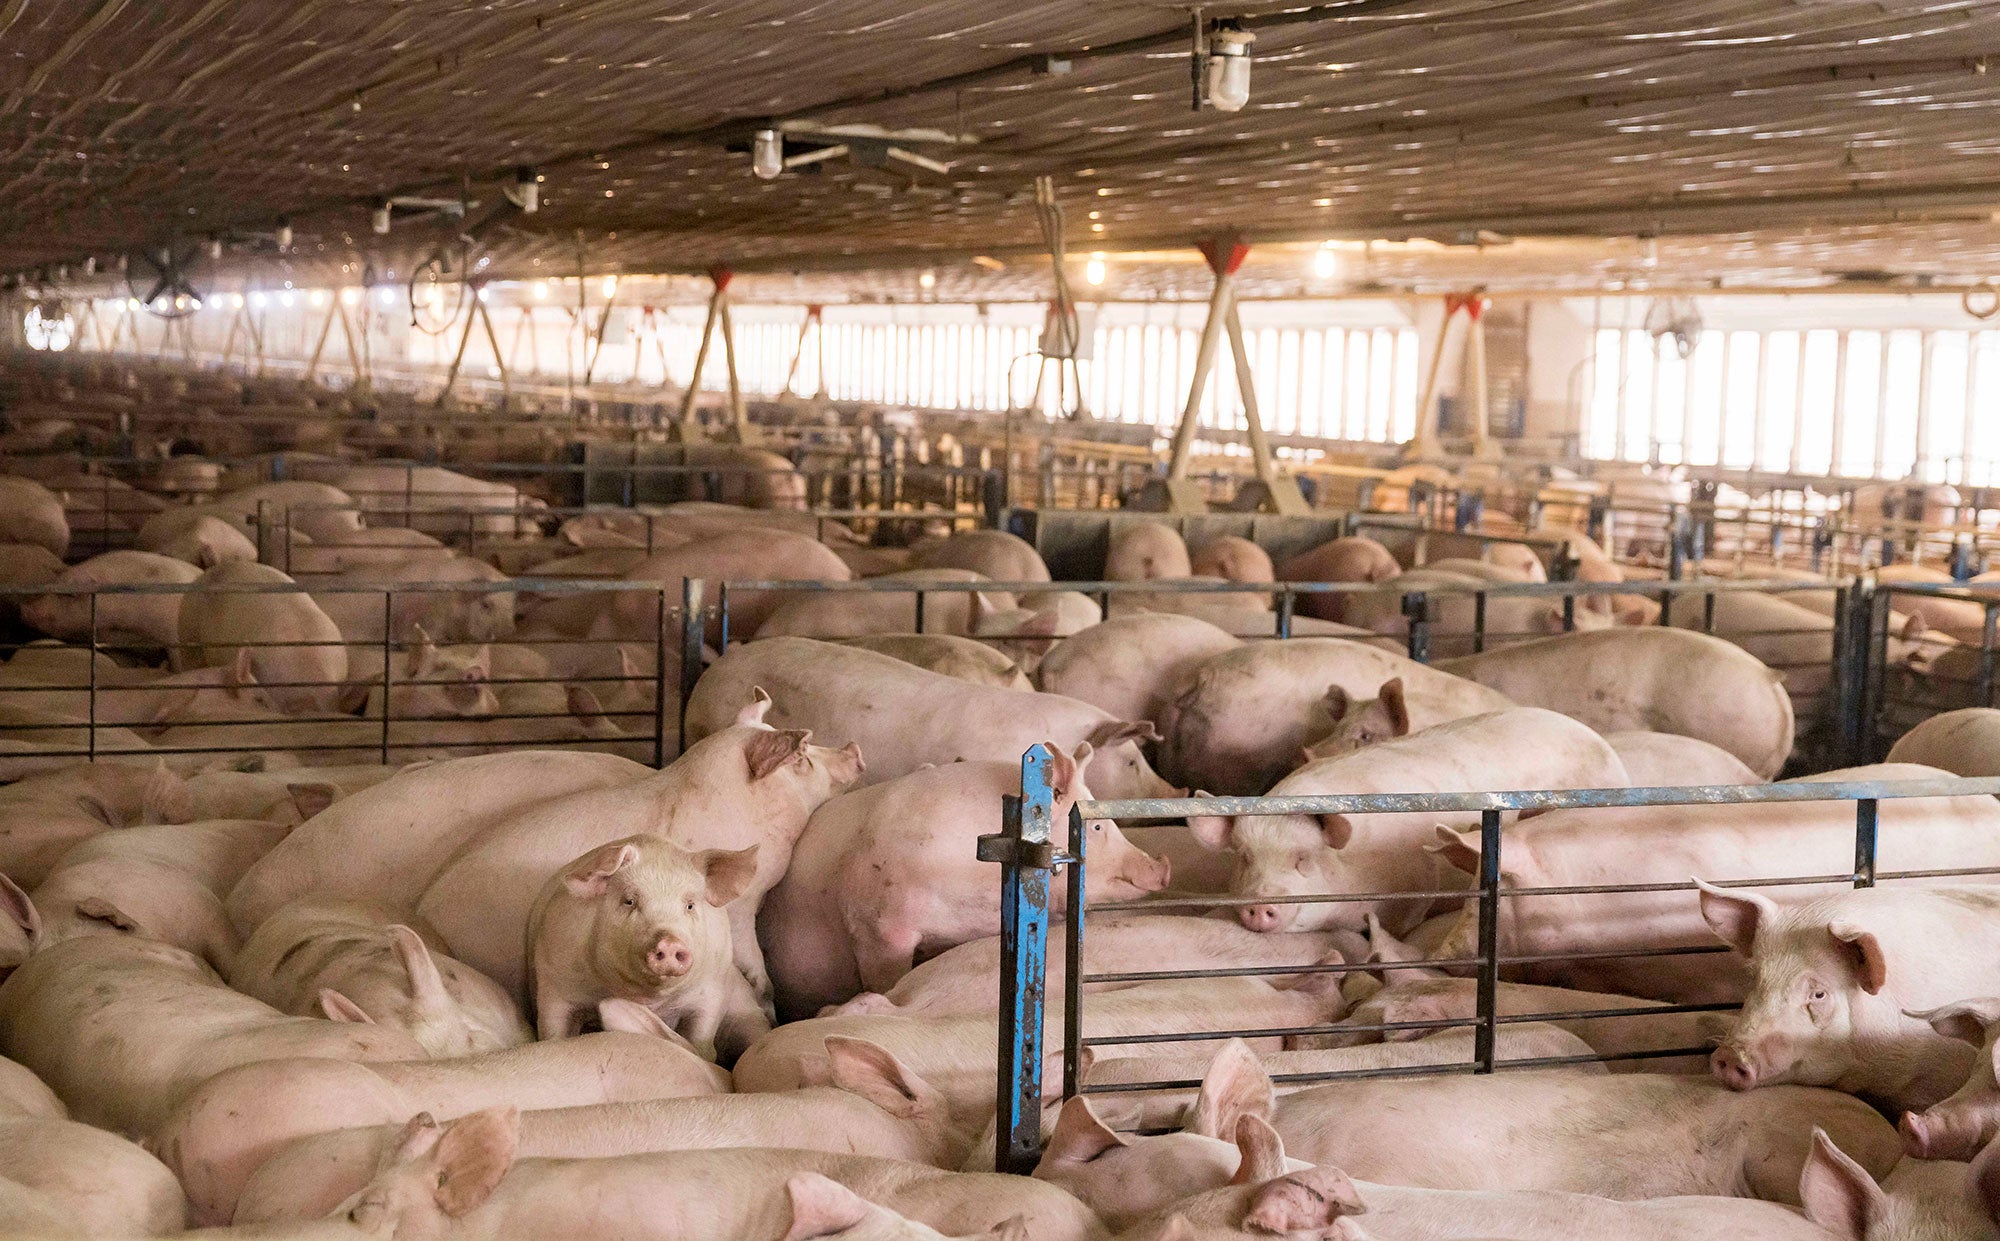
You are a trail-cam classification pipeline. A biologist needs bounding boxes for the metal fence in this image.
[981,757,2000,1172]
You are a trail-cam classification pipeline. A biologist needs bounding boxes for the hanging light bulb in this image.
[250,291,267,309]
[340,287,360,307]
[532,280,549,301]
[1085,253,1108,286]
[371,201,392,235]
[508,167,541,214]
[231,293,246,310]
[751,128,784,180]
[82,256,97,276]
[207,236,224,261]
[1313,242,1340,281]
[308,288,330,308]
[1640,236,1660,269]
[275,219,293,251]
[918,269,937,291]
[1205,24,1255,112]
[601,274,618,299]
[378,286,396,307]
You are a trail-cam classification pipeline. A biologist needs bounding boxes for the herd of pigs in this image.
[5,434,2000,1240]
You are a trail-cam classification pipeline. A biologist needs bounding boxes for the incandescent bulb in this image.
[752,128,784,180]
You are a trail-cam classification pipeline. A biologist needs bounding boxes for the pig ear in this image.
[1322,684,1352,721]
[1042,742,1081,797]
[735,686,774,728]
[404,625,438,679]
[1187,1038,1275,1139]
[823,1037,936,1121]
[1037,1096,1128,1166]
[702,846,761,907]
[392,1112,444,1163]
[564,684,610,729]
[286,781,340,820]
[1318,813,1354,850]
[984,1217,1029,1241]
[1245,1163,1365,1228]
[142,762,195,825]
[1086,719,1162,750]
[320,989,373,1024]
[563,842,641,898]
[389,926,450,1010]
[745,729,810,781]
[227,646,258,696]
[1907,998,2000,1047]
[1693,878,1776,956]
[595,998,704,1054]
[1799,1128,1884,1241]
[780,1172,873,1241]
[1378,677,1410,736]
[430,1107,518,1218]
[1186,802,1233,851]
[1230,1114,1295,1187]
[73,896,137,933]
[0,876,40,943]
[1427,825,1482,877]
[1828,922,1888,995]
[148,685,202,726]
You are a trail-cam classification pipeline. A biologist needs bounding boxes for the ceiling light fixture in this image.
[1203,21,1255,112]
[752,128,785,180]
[506,167,541,213]
[275,219,293,251]
[1085,253,1108,286]
[1313,242,1339,280]
[371,201,392,235]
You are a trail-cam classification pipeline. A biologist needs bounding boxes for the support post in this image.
[1223,299,1309,514]
[582,294,618,387]
[1466,295,1500,461]
[303,298,340,385]
[434,294,480,409]
[783,304,824,396]
[1156,238,1253,514]
[715,272,749,434]
[675,279,725,432]
[477,297,511,415]
[978,745,1058,1175]
[1407,296,1465,462]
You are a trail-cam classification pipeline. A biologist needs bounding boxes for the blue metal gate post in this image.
[977,745,1058,1175]
[1474,807,1502,1074]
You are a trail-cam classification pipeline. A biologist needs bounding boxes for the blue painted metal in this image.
[984,744,1058,1174]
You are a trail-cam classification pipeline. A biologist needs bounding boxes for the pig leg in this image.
[727,901,775,1016]
[713,971,773,1065]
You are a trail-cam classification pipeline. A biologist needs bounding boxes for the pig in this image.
[177,560,350,714]
[1035,614,1241,727]
[1888,707,2000,776]
[312,554,516,646]
[685,638,1179,799]
[297,462,533,538]
[416,707,863,1005]
[833,635,1032,690]
[1258,1062,1898,1204]
[1157,638,1513,795]
[228,899,531,1056]
[1899,999,2000,1160]
[1110,1115,1839,1241]
[198,480,365,543]
[0,647,274,729]
[0,760,195,886]
[1661,589,1841,728]
[158,1000,728,1224]
[609,529,854,643]
[139,513,258,568]
[1190,536,1274,584]
[0,1058,187,1236]
[248,1108,1088,1240]
[22,550,202,652]
[907,529,1052,582]
[31,816,292,970]
[0,477,68,556]
[227,750,652,933]
[829,914,1345,1019]
[0,544,63,623]
[526,835,764,1057]
[283,525,448,575]
[1276,535,1402,622]
[1428,764,2000,1005]
[0,933,422,1134]
[0,876,37,974]
[755,570,1017,639]
[238,1037,970,1222]
[1188,708,1629,935]
[1436,627,1797,778]
[762,745,1171,1019]
[1606,729,1761,786]
[1798,1129,2000,1241]
[1340,567,1609,658]
[1700,881,2000,1112]
[1305,975,1716,1071]
[1107,521,1193,580]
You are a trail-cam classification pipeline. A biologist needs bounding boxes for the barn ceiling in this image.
[8,0,2000,295]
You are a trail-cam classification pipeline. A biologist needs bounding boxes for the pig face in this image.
[1307,678,1411,762]
[333,1108,518,1241]
[1080,719,1179,802]
[1189,812,1371,935]
[737,690,867,796]
[1699,882,1901,1094]
[783,1173,1025,1240]
[1047,742,1171,900]
[1117,1117,1365,1241]
[1800,1128,2000,1241]
[557,836,758,1000]
[1900,999,2000,1160]
[320,926,528,1058]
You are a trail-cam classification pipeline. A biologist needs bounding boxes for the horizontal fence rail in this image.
[985,757,2000,1172]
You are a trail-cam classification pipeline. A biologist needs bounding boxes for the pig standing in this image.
[608,529,853,642]
[906,529,1052,582]
[1035,614,1241,727]
[754,569,1016,639]
[685,638,1179,799]
[1435,627,1796,778]
[1158,638,1513,795]
[228,899,531,1056]
[1606,729,1761,786]
[526,835,763,1056]
[1189,708,1629,935]
[1107,520,1193,580]
[1276,535,1401,622]
[1700,881,2000,1111]
[313,554,517,646]
[1191,536,1274,584]
[415,707,863,1005]
[22,551,202,652]
[176,560,349,714]
[227,750,651,933]
[762,744,1171,1019]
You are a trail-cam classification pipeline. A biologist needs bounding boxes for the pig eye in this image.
[621,896,636,909]
[1811,987,1827,1002]
[684,900,696,912]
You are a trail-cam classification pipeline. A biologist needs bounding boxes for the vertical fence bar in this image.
[914,589,927,635]
[1854,798,1879,888]
[1981,602,1998,709]
[1275,588,1294,640]
[1474,807,1502,1074]
[982,744,1057,1175]
[379,591,394,766]
[717,583,732,651]
[86,593,98,760]
[653,588,670,769]
[1473,592,1488,653]
[677,579,705,757]
[1402,591,1429,663]
[1063,801,1086,1101]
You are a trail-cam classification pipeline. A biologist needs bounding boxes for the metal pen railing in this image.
[981,760,2000,1173]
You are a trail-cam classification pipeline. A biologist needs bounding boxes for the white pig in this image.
[1035,614,1241,727]
[22,550,201,652]
[177,560,350,714]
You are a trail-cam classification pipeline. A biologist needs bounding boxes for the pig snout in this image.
[1238,903,1294,933]
[1125,851,1171,894]
[646,936,693,978]
[1710,1044,1760,1091]
[1900,1104,1993,1162]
